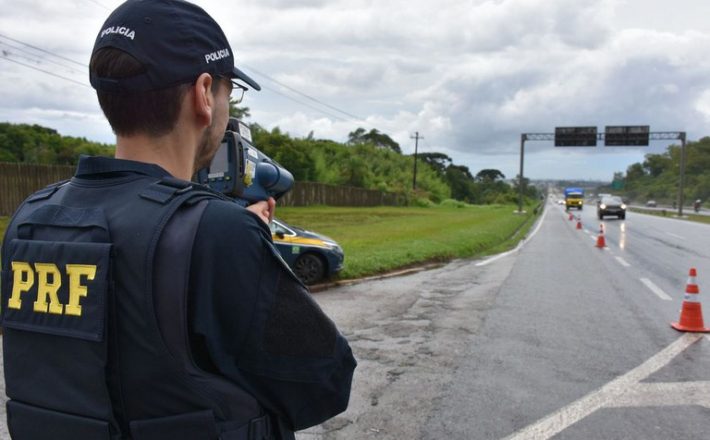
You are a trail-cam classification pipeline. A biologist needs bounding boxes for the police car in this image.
[270,218,344,285]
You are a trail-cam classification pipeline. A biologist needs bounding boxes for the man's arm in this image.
[188,200,356,430]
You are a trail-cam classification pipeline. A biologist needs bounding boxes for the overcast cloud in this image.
[1,0,710,180]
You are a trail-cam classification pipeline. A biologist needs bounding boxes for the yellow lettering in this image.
[33,263,64,315]
[9,262,34,309]
[65,264,96,317]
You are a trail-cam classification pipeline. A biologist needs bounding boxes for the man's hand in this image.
[247,197,276,225]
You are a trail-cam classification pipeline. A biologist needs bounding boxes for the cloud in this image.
[2,0,710,180]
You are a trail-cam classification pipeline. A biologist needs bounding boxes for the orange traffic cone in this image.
[596,224,606,248]
[576,217,582,230]
[671,268,710,333]
[569,212,574,221]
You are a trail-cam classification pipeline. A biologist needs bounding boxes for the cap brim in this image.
[231,66,261,91]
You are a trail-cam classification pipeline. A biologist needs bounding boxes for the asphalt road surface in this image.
[1,200,709,439]
[297,200,710,439]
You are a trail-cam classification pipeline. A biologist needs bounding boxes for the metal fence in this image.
[0,162,402,215]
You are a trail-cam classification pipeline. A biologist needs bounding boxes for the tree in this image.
[229,98,251,119]
[642,153,672,178]
[347,127,401,154]
[418,152,452,176]
[445,165,476,201]
[625,163,645,181]
[475,169,505,182]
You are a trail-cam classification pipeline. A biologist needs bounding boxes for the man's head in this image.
[89,0,260,137]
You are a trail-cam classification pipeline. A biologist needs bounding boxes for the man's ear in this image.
[192,72,215,128]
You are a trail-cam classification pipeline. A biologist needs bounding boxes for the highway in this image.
[299,199,710,439]
[1,199,709,439]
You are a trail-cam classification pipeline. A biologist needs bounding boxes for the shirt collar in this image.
[75,155,172,178]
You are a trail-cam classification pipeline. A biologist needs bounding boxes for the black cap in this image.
[90,0,260,92]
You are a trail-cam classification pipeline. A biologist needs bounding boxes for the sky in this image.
[2,0,710,181]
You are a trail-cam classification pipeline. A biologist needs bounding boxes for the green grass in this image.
[629,207,710,225]
[0,203,541,280]
[277,204,539,279]
[0,217,8,240]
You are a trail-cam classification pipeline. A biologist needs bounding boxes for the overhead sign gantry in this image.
[517,127,687,216]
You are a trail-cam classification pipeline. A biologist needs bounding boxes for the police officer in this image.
[0,1,356,439]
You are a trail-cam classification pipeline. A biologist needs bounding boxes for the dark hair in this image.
[90,47,192,137]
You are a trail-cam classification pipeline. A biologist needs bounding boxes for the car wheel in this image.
[620,214,625,220]
[293,253,326,285]
[598,214,603,220]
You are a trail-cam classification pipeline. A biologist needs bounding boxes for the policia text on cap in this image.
[0,1,356,439]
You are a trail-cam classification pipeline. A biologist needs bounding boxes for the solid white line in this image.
[640,278,673,301]
[503,333,703,440]
[615,256,631,267]
[476,207,547,267]
[606,381,710,407]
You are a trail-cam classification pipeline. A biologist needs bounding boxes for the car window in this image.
[270,220,295,236]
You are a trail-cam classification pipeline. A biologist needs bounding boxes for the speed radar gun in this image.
[196,117,294,206]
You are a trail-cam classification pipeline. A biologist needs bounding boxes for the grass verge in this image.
[277,203,540,279]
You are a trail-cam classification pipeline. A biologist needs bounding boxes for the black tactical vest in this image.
[1,171,274,439]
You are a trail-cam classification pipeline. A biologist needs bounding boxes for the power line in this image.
[0,43,85,75]
[0,33,85,67]
[0,56,91,88]
[0,33,368,126]
[256,83,350,122]
[242,64,365,122]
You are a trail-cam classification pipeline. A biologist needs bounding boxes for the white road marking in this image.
[615,256,631,267]
[476,207,547,267]
[503,333,705,440]
[639,278,673,301]
[666,232,686,240]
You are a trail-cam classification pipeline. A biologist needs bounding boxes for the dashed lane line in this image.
[503,333,705,440]
[615,256,631,267]
[640,277,673,301]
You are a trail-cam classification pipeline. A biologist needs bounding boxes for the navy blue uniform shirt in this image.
[76,156,356,431]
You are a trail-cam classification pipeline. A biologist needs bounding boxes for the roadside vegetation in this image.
[602,136,710,205]
[277,202,540,279]
[0,121,538,207]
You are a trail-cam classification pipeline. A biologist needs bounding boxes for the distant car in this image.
[557,199,566,205]
[646,200,657,207]
[598,196,627,220]
[270,218,344,285]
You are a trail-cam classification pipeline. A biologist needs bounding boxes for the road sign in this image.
[604,125,650,146]
[554,126,597,147]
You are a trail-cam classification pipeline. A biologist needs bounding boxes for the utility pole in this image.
[411,132,423,190]
[677,132,687,217]
[518,134,527,214]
